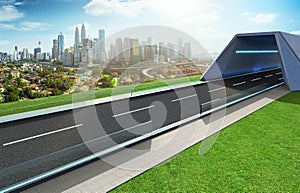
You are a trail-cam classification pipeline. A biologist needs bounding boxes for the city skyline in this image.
[0,0,300,54]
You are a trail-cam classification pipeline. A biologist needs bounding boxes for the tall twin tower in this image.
[74,24,106,62]
[74,24,86,48]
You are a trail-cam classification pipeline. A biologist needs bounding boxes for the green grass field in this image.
[0,75,201,117]
[110,91,300,193]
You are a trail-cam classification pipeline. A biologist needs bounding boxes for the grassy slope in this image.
[0,75,200,117]
[111,91,300,193]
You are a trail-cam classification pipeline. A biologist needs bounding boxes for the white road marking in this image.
[2,124,83,147]
[208,87,225,93]
[113,105,155,118]
[233,81,246,87]
[251,77,262,82]
[279,77,284,80]
[124,121,152,131]
[201,98,220,106]
[276,72,282,75]
[171,94,198,102]
[265,74,273,78]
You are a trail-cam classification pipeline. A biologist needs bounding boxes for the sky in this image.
[0,0,300,54]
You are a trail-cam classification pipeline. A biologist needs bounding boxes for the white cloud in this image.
[0,21,52,31]
[248,13,278,24]
[14,2,24,6]
[83,0,145,17]
[0,23,17,30]
[0,0,16,5]
[242,12,251,16]
[0,0,26,6]
[290,30,300,35]
[0,40,10,46]
[0,5,24,21]
[20,21,52,30]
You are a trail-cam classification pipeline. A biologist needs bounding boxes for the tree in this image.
[5,92,19,102]
[111,77,118,87]
[53,88,63,95]
[32,92,43,99]
[8,73,13,80]
[16,77,25,87]
[23,87,33,98]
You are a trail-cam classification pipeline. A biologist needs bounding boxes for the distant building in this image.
[130,38,140,64]
[62,48,74,66]
[144,45,153,61]
[74,26,80,48]
[52,39,59,60]
[167,42,175,61]
[42,52,51,61]
[159,42,167,62]
[115,38,123,61]
[34,47,41,60]
[93,38,99,61]
[147,37,152,45]
[99,29,105,62]
[110,44,116,59]
[92,38,98,60]
[58,32,65,61]
[184,42,192,59]
[13,46,18,61]
[123,37,131,62]
[22,48,28,60]
[81,24,86,43]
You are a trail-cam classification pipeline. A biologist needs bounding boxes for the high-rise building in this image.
[34,47,41,60]
[130,38,140,64]
[115,38,123,61]
[13,46,18,61]
[109,44,116,59]
[22,48,28,60]
[42,52,51,61]
[92,38,100,61]
[147,37,152,45]
[75,26,80,48]
[158,42,167,62]
[167,42,175,61]
[58,32,64,61]
[52,39,59,60]
[144,45,153,61]
[81,24,86,43]
[123,37,131,62]
[177,37,183,50]
[99,29,105,62]
[184,42,192,59]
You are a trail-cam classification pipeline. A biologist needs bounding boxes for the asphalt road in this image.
[0,68,283,190]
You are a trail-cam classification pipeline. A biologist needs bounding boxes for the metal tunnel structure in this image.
[201,31,300,91]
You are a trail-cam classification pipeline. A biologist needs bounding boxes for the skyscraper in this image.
[34,47,41,60]
[130,38,140,64]
[58,32,64,61]
[22,48,28,60]
[52,39,59,60]
[81,24,86,43]
[147,37,152,45]
[123,37,131,62]
[75,26,80,48]
[184,42,192,58]
[13,46,18,61]
[115,38,123,61]
[99,29,105,62]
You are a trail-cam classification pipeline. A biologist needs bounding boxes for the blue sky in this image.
[0,0,300,54]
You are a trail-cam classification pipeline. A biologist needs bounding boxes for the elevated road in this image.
[0,68,283,190]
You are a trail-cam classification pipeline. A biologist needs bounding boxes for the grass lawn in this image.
[110,91,300,192]
[0,75,201,117]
